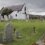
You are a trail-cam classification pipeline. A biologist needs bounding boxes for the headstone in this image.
[0,33,3,43]
[0,15,4,21]
[15,31,22,39]
[9,15,13,20]
[3,23,14,42]
[33,26,36,33]
[4,15,8,21]
[0,15,1,21]
[32,42,38,45]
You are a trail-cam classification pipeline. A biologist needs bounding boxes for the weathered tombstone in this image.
[15,31,22,39]
[4,15,8,21]
[32,42,38,45]
[33,26,36,33]
[3,23,14,42]
[0,33,3,43]
[9,15,13,20]
[43,35,45,45]
[0,15,1,21]
[14,28,16,33]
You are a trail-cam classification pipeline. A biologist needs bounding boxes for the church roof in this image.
[6,4,24,11]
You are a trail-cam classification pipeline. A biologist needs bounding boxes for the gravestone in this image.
[4,15,8,21]
[0,33,3,43]
[32,42,38,45]
[15,31,22,39]
[0,15,1,21]
[33,26,36,33]
[3,23,14,42]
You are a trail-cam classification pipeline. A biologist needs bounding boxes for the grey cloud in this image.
[30,0,45,9]
[0,0,45,12]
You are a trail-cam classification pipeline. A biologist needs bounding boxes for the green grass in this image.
[0,20,45,45]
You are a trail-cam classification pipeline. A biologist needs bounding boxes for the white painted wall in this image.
[27,14,29,19]
[9,11,26,20]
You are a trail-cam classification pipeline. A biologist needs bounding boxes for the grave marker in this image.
[3,23,14,42]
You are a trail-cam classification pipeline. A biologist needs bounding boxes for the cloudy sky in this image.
[0,0,45,15]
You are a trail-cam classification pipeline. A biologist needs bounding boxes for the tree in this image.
[1,7,13,18]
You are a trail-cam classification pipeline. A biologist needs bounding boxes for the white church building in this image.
[9,11,27,20]
[0,4,29,20]
[1,4,44,20]
[8,4,29,20]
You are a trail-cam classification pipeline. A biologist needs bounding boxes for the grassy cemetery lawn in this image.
[0,20,45,45]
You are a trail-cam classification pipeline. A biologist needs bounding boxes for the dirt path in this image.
[36,40,44,45]
[0,44,3,45]
[36,33,45,45]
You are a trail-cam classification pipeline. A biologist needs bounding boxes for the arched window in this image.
[15,14,17,17]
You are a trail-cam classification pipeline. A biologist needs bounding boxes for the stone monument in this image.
[3,23,14,42]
